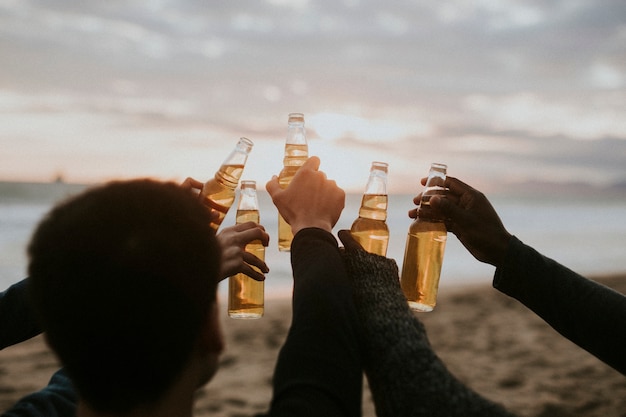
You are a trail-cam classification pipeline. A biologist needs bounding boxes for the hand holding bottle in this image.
[219,221,270,282]
[200,137,254,230]
[228,180,267,318]
[181,176,269,281]
[410,176,512,267]
[400,163,448,312]
[266,156,345,236]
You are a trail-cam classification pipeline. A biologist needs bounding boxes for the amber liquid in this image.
[278,144,308,251]
[200,164,244,230]
[228,210,264,319]
[400,219,447,312]
[350,194,389,256]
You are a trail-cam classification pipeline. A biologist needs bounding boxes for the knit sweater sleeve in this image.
[341,247,516,417]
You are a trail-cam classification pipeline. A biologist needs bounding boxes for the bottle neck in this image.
[223,138,253,167]
[286,124,306,145]
[358,193,388,221]
[364,171,387,195]
[418,162,447,222]
[237,184,259,211]
[215,140,252,189]
[214,164,244,189]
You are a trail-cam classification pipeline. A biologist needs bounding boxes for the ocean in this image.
[1,181,626,298]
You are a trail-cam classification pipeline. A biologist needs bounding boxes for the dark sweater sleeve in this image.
[494,236,626,375]
[341,247,516,417]
[0,278,42,350]
[266,228,363,417]
[1,369,77,417]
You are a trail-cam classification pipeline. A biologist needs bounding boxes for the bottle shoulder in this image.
[408,217,447,233]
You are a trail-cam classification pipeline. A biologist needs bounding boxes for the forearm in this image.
[268,228,363,417]
[0,278,42,350]
[494,236,626,374]
[342,249,515,417]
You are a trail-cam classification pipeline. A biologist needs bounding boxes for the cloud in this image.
[434,0,546,29]
[308,112,426,142]
[464,92,626,140]
[588,62,625,89]
[0,0,625,190]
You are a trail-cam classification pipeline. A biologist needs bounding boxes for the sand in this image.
[1,275,625,417]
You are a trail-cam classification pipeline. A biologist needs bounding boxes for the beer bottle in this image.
[228,180,265,319]
[200,137,254,230]
[400,163,448,312]
[350,161,390,256]
[277,113,308,251]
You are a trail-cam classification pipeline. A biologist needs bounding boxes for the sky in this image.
[0,0,625,194]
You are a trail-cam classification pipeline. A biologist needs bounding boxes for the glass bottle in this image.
[228,180,265,319]
[350,161,390,256]
[277,113,308,251]
[400,163,448,312]
[200,137,254,230]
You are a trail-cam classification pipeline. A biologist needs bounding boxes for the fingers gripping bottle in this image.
[350,161,390,256]
[400,163,448,312]
[228,180,265,319]
[277,113,308,251]
[200,137,254,231]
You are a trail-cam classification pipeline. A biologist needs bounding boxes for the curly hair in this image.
[27,179,220,412]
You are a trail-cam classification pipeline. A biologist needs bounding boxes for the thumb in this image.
[301,155,321,171]
[265,175,281,198]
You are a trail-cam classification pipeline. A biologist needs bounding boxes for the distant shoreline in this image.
[1,179,625,201]
[0,181,89,203]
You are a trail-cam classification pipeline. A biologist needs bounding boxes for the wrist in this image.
[291,220,333,236]
[491,232,513,267]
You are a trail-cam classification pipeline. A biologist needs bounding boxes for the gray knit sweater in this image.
[341,245,516,417]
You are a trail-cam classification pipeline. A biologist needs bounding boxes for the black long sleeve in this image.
[0,278,42,350]
[1,369,76,417]
[494,236,626,375]
[266,228,363,417]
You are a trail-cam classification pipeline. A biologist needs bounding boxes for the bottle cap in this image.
[288,113,305,124]
[371,161,388,173]
[237,137,254,152]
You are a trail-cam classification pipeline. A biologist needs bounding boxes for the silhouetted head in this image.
[28,179,221,412]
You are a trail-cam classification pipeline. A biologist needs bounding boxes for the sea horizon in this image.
[1,180,625,297]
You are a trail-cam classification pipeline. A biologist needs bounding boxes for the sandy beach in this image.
[1,275,625,417]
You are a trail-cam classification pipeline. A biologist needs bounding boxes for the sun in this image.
[308,111,410,143]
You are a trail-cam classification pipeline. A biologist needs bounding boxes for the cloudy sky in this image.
[0,0,625,193]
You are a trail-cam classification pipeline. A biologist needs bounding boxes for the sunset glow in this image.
[309,112,413,143]
[0,1,624,194]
